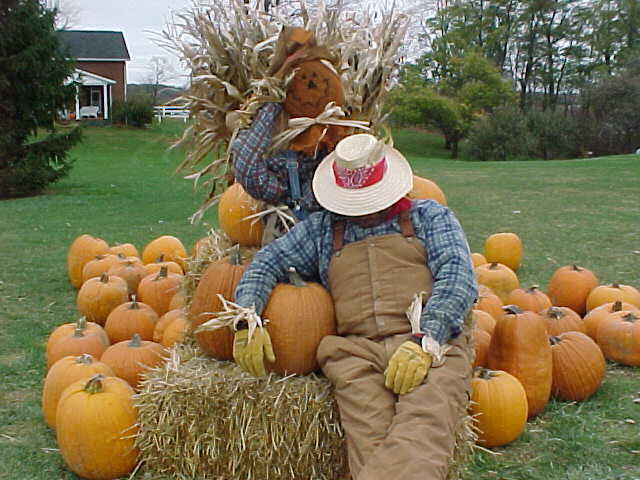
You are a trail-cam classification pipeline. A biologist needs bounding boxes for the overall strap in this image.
[286,150,310,221]
[398,209,415,237]
[332,220,346,252]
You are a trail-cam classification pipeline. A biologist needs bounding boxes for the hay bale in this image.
[134,342,348,479]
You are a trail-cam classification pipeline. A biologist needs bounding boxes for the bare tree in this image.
[146,56,176,104]
[45,0,82,29]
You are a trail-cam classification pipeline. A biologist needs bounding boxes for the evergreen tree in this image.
[0,0,80,197]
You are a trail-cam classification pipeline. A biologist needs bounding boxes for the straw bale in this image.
[134,342,348,479]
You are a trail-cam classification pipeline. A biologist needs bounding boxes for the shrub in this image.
[525,110,580,160]
[465,107,531,161]
[112,97,154,128]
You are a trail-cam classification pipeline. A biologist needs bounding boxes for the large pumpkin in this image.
[142,235,187,272]
[483,232,523,272]
[56,375,138,479]
[586,283,640,312]
[263,268,336,375]
[547,264,599,315]
[218,183,264,247]
[190,249,248,360]
[470,368,528,448]
[475,262,519,302]
[100,334,165,389]
[104,298,159,343]
[549,332,605,401]
[76,273,129,325]
[408,175,447,205]
[487,305,552,418]
[42,354,115,429]
[597,311,640,366]
[67,234,110,288]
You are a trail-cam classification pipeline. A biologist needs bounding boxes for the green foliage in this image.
[0,0,78,195]
[0,127,81,197]
[112,96,155,128]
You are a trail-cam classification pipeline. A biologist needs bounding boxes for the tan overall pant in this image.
[316,211,473,480]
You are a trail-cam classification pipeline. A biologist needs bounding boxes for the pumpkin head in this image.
[547,264,599,315]
[583,300,639,340]
[42,354,115,429]
[104,297,159,343]
[474,262,519,302]
[596,311,640,366]
[540,306,585,336]
[218,183,264,247]
[586,283,640,312]
[137,266,184,317]
[407,175,447,205]
[506,285,552,313]
[549,332,605,401]
[190,248,248,360]
[263,268,336,375]
[142,235,187,272]
[101,334,165,389]
[487,305,552,418]
[483,232,523,272]
[473,328,491,369]
[284,60,344,119]
[76,273,129,326]
[67,234,110,288]
[56,375,138,479]
[470,368,528,447]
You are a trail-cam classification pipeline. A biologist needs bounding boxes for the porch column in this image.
[75,84,80,120]
[103,84,109,120]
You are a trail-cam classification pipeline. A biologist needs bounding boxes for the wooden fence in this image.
[153,105,189,123]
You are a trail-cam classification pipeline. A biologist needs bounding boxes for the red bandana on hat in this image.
[332,157,387,189]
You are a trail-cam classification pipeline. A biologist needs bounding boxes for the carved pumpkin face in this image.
[284,60,344,118]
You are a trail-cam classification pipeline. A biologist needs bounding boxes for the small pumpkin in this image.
[475,285,504,322]
[596,311,640,366]
[46,317,110,363]
[549,332,605,401]
[483,232,523,272]
[487,305,552,418]
[101,334,165,389]
[547,264,599,315]
[475,263,519,302]
[263,268,336,375]
[109,242,139,258]
[76,273,129,325]
[470,252,488,268]
[586,283,640,312]
[473,328,491,368]
[161,314,189,348]
[583,300,640,340]
[46,327,110,370]
[169,291,186,311]
[218,183,264,247]
[56,375,138,479]
[137,266,183,317]
[472,309,496,336]
[144,255,184,276]
[107,258,148,296]
[104,297,159,343]
[506,285,552,313]
[470,368,528,448]
[154,309,185,344]
[190,248,248,360]
[142,235,188,271]
[42,354,115,429]
[407,175,447,205]
[67,234,110,288]
[81,254,121,285]
[540,306,586,336]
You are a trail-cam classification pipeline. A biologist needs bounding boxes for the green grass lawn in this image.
[1,121,639,479]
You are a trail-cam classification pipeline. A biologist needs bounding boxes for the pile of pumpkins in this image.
[43,234,193,479]
[469,232,640,448]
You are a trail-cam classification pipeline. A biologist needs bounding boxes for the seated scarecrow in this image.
[230,133,478,480]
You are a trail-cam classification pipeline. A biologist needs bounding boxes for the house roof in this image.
[58,30,131,61]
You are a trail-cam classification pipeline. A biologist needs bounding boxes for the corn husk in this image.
[159,0,409,222]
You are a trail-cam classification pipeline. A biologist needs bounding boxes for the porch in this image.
[63,69,116,121]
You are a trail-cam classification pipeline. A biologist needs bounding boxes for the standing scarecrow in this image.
[230,133,478,479]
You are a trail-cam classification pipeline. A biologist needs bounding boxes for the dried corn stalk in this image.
[160,0,409,222]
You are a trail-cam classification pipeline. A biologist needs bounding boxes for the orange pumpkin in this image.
[76,273,129,326]
[42,354,115,429]
[506,285,552,313]
[470,368,528,447]
[408,175,447,205]
[475,285,504,322]
[46,317,110,363]
[67,234,110,288]
[142,235,188,271]
[473,328,491,368]
[154,309,185,344]
[190,249,248,360]
[137,266,183,317]
[487,306,552,418]
[475,263,519,302]
[144,255,184,276]
[540,306,586,336]
[109,242,139,258]
[596,311,640,366]
[550,332,605,401]
[263,268,336,375]
[583,300,640,340]
[218,183,264,247]
[586,283,640,312]
[161,314,189,348]
[46,327,110,370]
[81,254,121,285]
[472,309,496,336]
[104,298,159,343]
[56,375,138,479]
[483,232,523,272]
[470,252,488,268]
[101,334,165,389]
[547,264,599,315]
[169,291,186,311]
[107,258,148,296]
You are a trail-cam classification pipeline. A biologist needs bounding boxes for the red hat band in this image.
[332,157,387,189]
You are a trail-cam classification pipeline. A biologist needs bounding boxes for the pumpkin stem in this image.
[489,262,500,269]
[229,244,242,265]
[549,336,561,346]
[502,304,523,315]
[76,316,87,331]
[83,374,105,394]
[287,267,307,287]
[99,272,109,283]
[571,264,583,272]
[72,326,85,338]
[129,334,142,347]
[155,266,169,280]
[155,254,165,263]
[611,283,620,289]
[76,353,94,365]
[547,306,563,319]
[116,253,127,259]
[622,312,639,323]
[129,295,140,310]
[612,300,623,312]
[528,285,540,293]
[475,367,497,380]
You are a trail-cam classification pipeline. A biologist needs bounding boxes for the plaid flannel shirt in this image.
[235,200,478,344]
[230,102,325,212]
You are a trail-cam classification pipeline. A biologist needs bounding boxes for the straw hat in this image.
[312,134,413,216]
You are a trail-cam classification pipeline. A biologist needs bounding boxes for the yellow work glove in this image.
[233,328,276,377]
[384,341,433,395]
